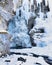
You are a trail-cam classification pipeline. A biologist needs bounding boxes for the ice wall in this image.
[8,0,52,48]
[0,0,52,49]
[8,12,31,48]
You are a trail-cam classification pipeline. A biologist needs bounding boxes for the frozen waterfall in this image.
[7,0,52,48]
[0,0,52,49]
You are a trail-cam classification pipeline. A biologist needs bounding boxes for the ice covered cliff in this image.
[6,0,52,48]
[0,0,52,65]
[0,0,52,55]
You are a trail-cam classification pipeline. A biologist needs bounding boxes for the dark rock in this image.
[38,28,45,33]
[5,60,11,62]
[41,55,48,58]
[31,5,34,12]
[36,62,41,65]
[44,57,52,65]
[41,55,52,65]
[28,16,36,31]
[30,53,39,57]
[0,0,1,1]
[22,53,28,56]
[30,36,36,46]
[12,10,16,15]
[19,9,21,17]
[10,52,21,55]
[18,57,26,62]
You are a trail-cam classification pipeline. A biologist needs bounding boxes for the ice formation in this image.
[0,0,52,65]
[6,0,52,47]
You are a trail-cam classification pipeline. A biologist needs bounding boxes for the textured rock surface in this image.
[0,34,11,56]
[0,6,12,21]
[0,0,13,14]
[0,6,12,56]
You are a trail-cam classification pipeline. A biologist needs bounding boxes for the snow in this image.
[0,0,52,65]
[10,44,52,57]
[36,0,42,4]
[13,0,18,12]
[45,0,48,6]
[36,57,49,65]
[23,0,29,12]
[0,45,52,65]
[48,0,52,13]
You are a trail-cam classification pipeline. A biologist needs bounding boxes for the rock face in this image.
[29,15,52,47]
[0,34,11,56]
[0,16,7,30]
[28,16,36,31]
[0,0,13,14]
[0,6,12,21]
[0,6,12,56]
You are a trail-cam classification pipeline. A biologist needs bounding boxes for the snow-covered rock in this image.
[29,16,52,47]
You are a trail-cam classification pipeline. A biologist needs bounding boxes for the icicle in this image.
[36,0,42,6]
[31,0,33,5]
[45,0,48,6]
[23,0,29,12]
[48,0,52,13]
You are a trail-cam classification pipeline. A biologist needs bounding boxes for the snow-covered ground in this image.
[0,45,52,65]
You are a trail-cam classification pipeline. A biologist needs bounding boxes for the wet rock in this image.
[28,16,36,31]
[28,16,36,46]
